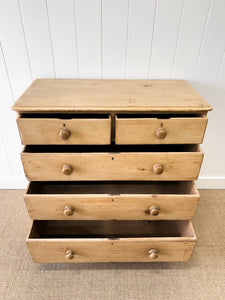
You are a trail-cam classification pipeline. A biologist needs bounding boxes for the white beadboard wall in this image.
[0,0,224,189]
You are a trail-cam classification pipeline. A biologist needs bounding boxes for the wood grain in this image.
[12,79,212,113]
[24,192,199,220]
[17,116,111,145]
[27,239,196,263]
[21,146,204,181]
[26,220,196,263]
[115,116,208,144]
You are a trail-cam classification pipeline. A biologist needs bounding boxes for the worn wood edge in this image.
[12,79,213,112]
[24,193,199,199]
[23,181,200,199]
[21,145,204,155]
[26,220,196,242]
[12,106,212,113]
[27,236,197,243]
[115,116,208,120]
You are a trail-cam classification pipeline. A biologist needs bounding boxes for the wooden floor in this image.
[0,189,224,300]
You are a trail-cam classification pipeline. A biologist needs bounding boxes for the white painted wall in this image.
[0,0,224,189]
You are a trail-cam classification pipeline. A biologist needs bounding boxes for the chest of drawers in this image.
[13,79,211,263]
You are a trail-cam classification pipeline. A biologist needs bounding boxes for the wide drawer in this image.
[27,220,196,263]
[25,181,199,220]
[115,114,208,144]
[21,145,204,181]
[17,114,111,145]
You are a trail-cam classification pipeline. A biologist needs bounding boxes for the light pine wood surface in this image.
[21,147,204,181]
[12,79,212,113]
[27,220,196,263]
[25,194,199,221]
[115,116,208,144]
[27,238,196,263]
[17,116,111,145]
[13,79,209,264]
[24,180,199,221]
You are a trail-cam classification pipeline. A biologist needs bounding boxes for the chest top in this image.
[12,79,212,113]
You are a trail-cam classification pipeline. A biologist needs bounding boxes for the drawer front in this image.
[115,116,208,144]
[17,116,111,145]
[27,220,196,263]
[27,239,196,263]
[25,195,198,220]
[21,149,204,181]
[25,194,199,221]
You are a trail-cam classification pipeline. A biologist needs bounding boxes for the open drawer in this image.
[27,220,196,263]
[25,181,199,220]
[115,114,208,144]
[21,144,204,181]
[17,113,111,145]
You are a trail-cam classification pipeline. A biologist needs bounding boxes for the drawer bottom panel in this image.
[27,220,196,263]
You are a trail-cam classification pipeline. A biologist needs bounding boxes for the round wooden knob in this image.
[64,205,74,216]
[155,127,166,139]
[62,164,73,175]
[149,249,158,259]
[153,164,164,175]
[149,206,160,216]
[59,128,71,140]
[66,250,74,260]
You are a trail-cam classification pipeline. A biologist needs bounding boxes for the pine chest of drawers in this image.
[13,79,212,263]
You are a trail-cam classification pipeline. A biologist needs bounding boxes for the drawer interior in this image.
[24,144,201,153]
[19,113,110,119]
[27,181,197,195]
[29,220,195,239]
[116,113,204,119]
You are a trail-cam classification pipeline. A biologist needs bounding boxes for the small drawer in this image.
[115,114,208,144]
[25,181,199,220]
[21,145,204,181]
[17,114,111,145]
[27,220,196,263]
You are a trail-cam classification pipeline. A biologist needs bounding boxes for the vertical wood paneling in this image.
[19,0,55,78]
[126,0,156,79]
[194,0,225,97]
[47,0,78,78]
[199,52,225,178]
[0,45,24,177]
[75,0,101,78]
[172,0,211,79]
[193,0,225,180]
[102,0,129,78]
[149,0,184,78]
[0,0,32,99]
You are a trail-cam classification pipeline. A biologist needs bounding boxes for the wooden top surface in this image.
[12,79,212,113]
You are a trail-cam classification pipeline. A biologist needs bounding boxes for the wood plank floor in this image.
[0,189,224,300]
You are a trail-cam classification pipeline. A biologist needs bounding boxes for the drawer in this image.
[25,181,199,220]
[115,114,208,144]
[27,220,196,263]
[17,114,111,145]
[21,145,204,181]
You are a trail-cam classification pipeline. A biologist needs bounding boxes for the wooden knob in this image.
[66,250,74,260]
[62,164,73,175]
[153,164,164,175]
[149,249,158,259]
[59,128,71,140]
[149,206,160,216]
[155,127,166,139]
[64,206,74,216]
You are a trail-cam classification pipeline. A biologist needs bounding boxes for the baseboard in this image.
[0,176,225,189]
[196,177,225,189]
[0,177,27,189]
